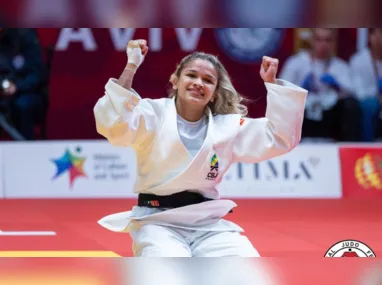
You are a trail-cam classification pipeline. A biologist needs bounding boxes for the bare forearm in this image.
[117,63,137,90]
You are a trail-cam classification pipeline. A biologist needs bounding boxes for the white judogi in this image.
[93,78,307,257]
[349,48,382,100]
[280,50,352,121]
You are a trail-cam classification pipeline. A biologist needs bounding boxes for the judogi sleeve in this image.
[94,78,159,150]
[232,79,307,164]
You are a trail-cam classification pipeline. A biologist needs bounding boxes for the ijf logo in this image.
[206,154,219,180]
[325,240,376,257]
[215,28,285,64]
[51,147,87,188]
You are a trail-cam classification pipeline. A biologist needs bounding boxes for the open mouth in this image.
[188,89,204,98]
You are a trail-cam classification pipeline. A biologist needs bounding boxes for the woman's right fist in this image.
[127,39,148,68]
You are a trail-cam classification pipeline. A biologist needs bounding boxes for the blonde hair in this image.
[168,52,248,116]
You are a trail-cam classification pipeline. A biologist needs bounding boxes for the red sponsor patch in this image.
[149,200,160,207]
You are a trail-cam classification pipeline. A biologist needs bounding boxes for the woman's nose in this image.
[193,78,203,88]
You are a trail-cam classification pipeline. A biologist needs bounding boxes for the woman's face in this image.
[173,59,218,107]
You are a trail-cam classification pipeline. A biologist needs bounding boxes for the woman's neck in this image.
[175,98,205,122]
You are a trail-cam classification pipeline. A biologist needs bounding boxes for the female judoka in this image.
[94,39,307,257]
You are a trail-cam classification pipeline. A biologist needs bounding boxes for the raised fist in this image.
[127,39,149,68]
[260,56,279,84]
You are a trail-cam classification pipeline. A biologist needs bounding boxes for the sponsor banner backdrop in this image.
[3,141,137,198]
[37,28,292,140]
[33,28,357,140]
[340,146,382,198]
[219,144,342,198]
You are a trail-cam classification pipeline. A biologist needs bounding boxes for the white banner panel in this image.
[3,140,137,198]
[0,145,3,198]
[218,144,342,198]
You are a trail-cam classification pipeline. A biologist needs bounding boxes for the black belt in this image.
[138,191,233,213]
[138,191,213,208]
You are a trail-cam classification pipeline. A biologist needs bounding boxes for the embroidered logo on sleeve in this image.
[240,118,245,126]
[206,154,219,180]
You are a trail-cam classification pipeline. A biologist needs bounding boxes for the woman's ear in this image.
[170,74,178,90]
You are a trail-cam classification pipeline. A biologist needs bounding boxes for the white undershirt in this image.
[177,114,208,157]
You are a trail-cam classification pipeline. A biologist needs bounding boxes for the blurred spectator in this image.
[349,28,382,141]
[0,28,46,140]
[279,28,361,142]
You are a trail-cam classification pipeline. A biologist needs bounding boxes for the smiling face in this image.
[168,52,248,119]
[173,58,218,107]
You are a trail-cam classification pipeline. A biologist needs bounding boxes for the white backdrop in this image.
[0,141,341,199]
[2,140,137,198]
[0,146,3,198]
[218,144,342,198]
